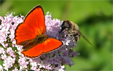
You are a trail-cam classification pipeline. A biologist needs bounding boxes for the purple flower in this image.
[0,12,78,71]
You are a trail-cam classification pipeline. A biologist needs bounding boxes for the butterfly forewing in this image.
[15,23,37,44]
[15,5,45,45]
[24,6,46,35]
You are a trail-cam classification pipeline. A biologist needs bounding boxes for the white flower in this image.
[0,65,3,71]
[18,57,28,70]
[30,62,37,70]
[1,54,7,60]
[12,68,19,71]
[0,47,5,54]
[3,56,15,70]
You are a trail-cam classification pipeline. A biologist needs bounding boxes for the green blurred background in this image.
[0,0,112,71]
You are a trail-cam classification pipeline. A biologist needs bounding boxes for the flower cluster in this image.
[0,12,78,71]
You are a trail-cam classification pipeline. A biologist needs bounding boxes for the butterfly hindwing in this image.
[42,38,62,53]
[21,38,62,57]
[22,44,43,58]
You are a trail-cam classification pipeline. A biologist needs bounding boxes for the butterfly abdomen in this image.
[22,39,37,51]
[22,34,47,51]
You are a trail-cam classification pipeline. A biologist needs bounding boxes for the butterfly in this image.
[15,5,62,58]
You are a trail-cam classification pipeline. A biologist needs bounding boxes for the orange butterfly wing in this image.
[42,38,62,53]
[15,5,62,57]
[15,5,46,44]
[22,38,62,57]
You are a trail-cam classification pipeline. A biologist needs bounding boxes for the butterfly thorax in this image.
[36,34,47,43]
